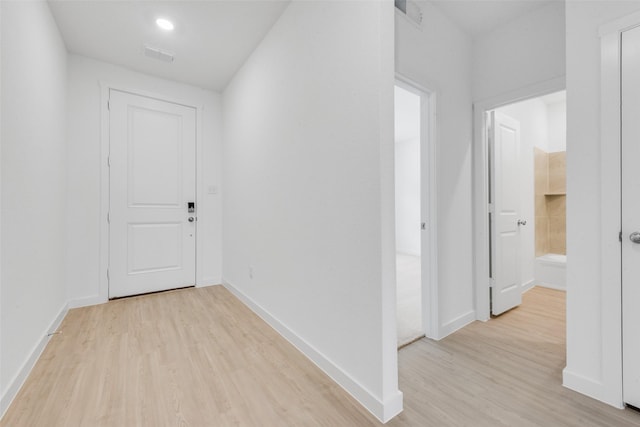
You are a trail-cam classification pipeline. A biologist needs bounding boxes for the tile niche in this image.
[535,148,566,256]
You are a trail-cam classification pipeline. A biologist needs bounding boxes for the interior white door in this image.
[108,90,196,298]
[490,111,523,315]
[622,25,640,408]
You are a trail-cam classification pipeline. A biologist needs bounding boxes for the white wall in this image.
[495,97,548,291]
[547,100,567,152]
[0,0,3,413]
[66,54,223,306]
[222,1,399,422]
[396,3,475,335]
[472,2,566,102]
[0,0,68,414]
[565,0,640,408]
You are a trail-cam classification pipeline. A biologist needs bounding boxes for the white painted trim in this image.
[563,369,623,409]
[472,76,566,322]
[521,279,535,292]
[394,73,440,341]
[68,295,105,309]
[590,12,633,409]
[437,310,476,340]
[535,282,565,292]
[99,82,110,304]
[381,391,404,424]
[199,278,221,287]
[195,105,205,288]
[98,82,206,302]
[599,10,640,36]
[223,281,402,423]
[380,8,402,420]
[0,303,68,418]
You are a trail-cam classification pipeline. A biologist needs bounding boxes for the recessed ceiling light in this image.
[156,18,174,31]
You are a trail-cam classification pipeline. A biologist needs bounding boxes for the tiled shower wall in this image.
[535,148,566,256]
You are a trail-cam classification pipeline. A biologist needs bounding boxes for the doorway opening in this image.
[487,90,566,317]
[394,84,423,347]
[393,77,438,347]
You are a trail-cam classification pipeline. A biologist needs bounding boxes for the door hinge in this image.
[489,278,495,288]
[107,99,110,111]
[107,269,110,281]
[107,156,111,167]
[488,203,494,214]
[421,222,426,230]
[620,230,623,242]
[107,212,110,224]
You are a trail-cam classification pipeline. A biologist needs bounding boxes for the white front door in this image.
[490,111,523,315]
[622,25,640,408]
[108,90,197,298]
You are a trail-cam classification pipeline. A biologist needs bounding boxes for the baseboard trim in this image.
[562,368,622,408]
[69,283,223,308]
[522,279,535,292]
[535,281,566,291]
[68,294,106,309]
[437,310,476,340]
[381,390,404,423]
[1,302,69,419]
[196,280,221,288]
[222,280,400,423]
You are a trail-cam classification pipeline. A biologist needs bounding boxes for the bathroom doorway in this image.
[488,90,567,316]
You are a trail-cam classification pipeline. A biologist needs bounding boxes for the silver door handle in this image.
[630,232,640,243]
[517,220,527,226]
[188,217,195,223]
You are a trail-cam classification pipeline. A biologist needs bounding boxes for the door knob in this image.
[517,219,527,226]
[630,232,640,243]
[188,217,195,223]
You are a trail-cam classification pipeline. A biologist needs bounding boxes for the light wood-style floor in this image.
[396,253,422,347]
[1,286,379,426]
[3,286,640,426]
[389,287,640,427]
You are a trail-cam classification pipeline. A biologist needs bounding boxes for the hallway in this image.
[390,287,640,426]
[4,286,640,426]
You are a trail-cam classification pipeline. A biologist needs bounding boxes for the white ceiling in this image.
[48,0,290,91]
[431,0,561,38]
[48,0,561,91]
[395,86,421,143]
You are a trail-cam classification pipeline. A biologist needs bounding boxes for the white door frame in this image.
[395,73,440,339]
[593,11,640,408]
[472,76,565,321]
[98,82,205,303]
